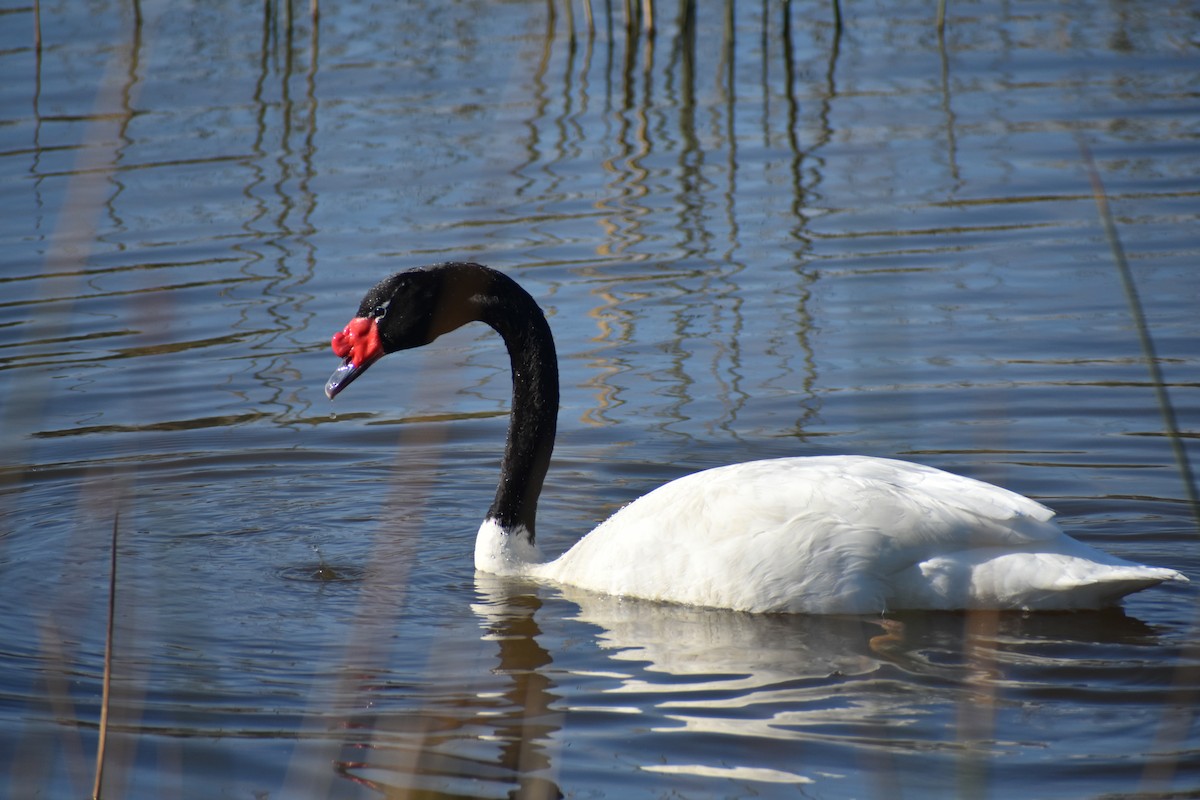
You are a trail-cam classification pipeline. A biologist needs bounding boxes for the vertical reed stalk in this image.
[91,512,119,800]
[1078,138,1200,522]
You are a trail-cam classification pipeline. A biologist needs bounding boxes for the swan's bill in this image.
[327,315,385,398]
[326,357,374,399]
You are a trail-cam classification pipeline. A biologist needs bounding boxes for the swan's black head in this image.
[325,261,559,538]
[325,263,498,398]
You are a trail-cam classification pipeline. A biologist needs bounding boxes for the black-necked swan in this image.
[324,262,1186,613]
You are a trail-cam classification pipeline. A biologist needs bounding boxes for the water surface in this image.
[1,0,1198,797]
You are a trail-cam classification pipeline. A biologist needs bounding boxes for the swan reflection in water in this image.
[461,574,1175,795]
[329,570,1177,796]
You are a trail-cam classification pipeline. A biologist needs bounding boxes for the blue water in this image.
[1,0,1198,797]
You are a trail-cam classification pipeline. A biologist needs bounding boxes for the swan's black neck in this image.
[396,263,558,540]
[475,271,558,540]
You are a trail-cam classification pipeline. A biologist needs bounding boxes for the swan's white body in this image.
[477,455,1185,614]
[329,264,1185,615]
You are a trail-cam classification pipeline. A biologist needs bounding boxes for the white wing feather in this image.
[526,456,1184,613]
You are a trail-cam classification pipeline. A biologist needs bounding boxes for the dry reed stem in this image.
[1078,137,1200,521]
[91,512,119,800]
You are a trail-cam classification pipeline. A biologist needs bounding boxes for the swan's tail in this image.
[901,551,1188,611]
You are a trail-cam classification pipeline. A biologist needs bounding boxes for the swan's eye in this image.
[371,300,391,321]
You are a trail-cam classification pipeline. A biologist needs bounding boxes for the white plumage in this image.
[478,455,1185,613]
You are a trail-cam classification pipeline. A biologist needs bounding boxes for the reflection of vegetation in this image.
[5,0,1198,797]
[519,1,841,439]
